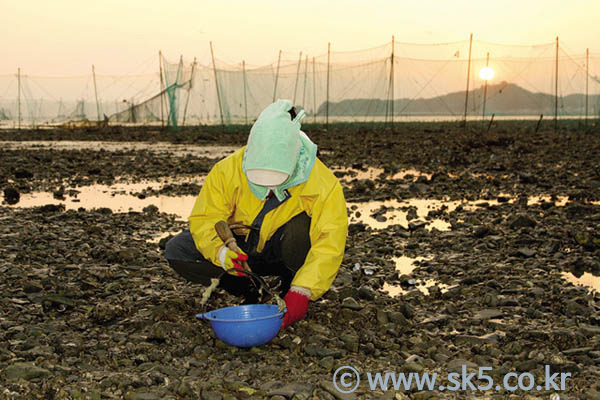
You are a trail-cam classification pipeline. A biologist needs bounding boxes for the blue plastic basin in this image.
[197,304,285,347]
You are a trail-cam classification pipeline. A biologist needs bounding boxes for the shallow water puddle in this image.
[394,255,431,275]
[14,190,197,220]
[347,199,459,231]
[8,178,202,220]
[11,187,575,234]
[148,230,182,244]
[0,141,237,159]
[562,271,600,292]
[349,194,576,231]
[383,279,450,297]
[331,166,433,182]
[331,166,384,180]
[390,169,433,180]
[382,256,446,297]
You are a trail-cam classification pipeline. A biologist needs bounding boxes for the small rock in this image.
[267,383,314,398]
[143,204,159,213]
[473,226,495,238]
[498,297,520,307]
[387,311,408,325]
[341,297,362,310]
[513,248,536,258]
[472,309,503,320]
[4,362,50,381]
[125,393,162,400]
[3,187,20,205]
[509,214,537,229]
[516,360,537,372]
[340,334,359,353]
[319,380,357,400]
[562,347,592,356]
[319,356,335,370]
[447,359,478,373]
[14,169,34,179]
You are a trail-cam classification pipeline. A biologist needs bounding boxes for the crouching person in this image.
[164,100,348,329]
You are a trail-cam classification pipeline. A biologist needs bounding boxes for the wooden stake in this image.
[92,65,100,121]
[390,36,395,133]
[312,57,317,123]
[535,114,544,133]
[302,56,308,109]
[585,48,589,126]
[159,51,165,128]
[243,60,248,126]
[293,51,302,105]
[326,42,330,131]
[182,58,196,127]
[482,52,490,131]
[273,50,282,102]
[554,36,559,132]
[463,33,473,127]
[17,68,21,129]
[210,42,225,129]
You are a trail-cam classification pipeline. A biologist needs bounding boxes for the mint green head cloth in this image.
[242,99,317,201]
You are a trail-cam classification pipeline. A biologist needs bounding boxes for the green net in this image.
[1,38,599,128]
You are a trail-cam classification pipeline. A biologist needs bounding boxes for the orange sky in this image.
[2,0,599,76]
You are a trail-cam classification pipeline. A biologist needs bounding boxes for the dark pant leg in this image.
[255,212,311,295]
[164,230,258,298]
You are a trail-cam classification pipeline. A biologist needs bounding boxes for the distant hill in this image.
[318,82,600,116]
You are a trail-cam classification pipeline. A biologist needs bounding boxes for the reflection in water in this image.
[9,182,199,220]
[332,167,434,182]
[383,255,444,296]
[148,230,182,244]
[348,199,458,231]
[383,280,449,297]
[390,170,433,181]
[562,271,600,292]
[393,256,430,275]
[332,167,384,180]
[349,194,575,232]
[0,141,237,159]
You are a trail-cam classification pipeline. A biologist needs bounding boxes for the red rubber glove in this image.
[228,251,248,277]
[281,287,310,329]
[218,247,249,277]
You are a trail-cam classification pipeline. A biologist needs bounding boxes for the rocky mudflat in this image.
[1,122,599,399]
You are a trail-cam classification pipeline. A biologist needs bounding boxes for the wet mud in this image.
[1,122,599,399]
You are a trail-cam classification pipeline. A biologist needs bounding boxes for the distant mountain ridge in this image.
[318,82,600,116]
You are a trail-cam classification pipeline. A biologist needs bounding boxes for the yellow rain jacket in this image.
[189,147,348,300]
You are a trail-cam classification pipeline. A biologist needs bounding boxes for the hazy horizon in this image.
[3,0,600,76]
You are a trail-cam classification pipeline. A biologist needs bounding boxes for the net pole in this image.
[384,47,389,124]
[463,33,473,127]
[391,36,395,133]
[37,99,43,128]
[210,41,225,130]
[17,68,21,130]
[182,58,196,127]
[482,52,489,129]
[243,60,248,126]
[555,36,559,132]
[92,65,100,121]
[293,51,302,105]
[159,51,165,128]
[302,56,308,109]
[326,42,330,131]
[312,57,317,124]
[273,50,282,102]
[586,48,589,126]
